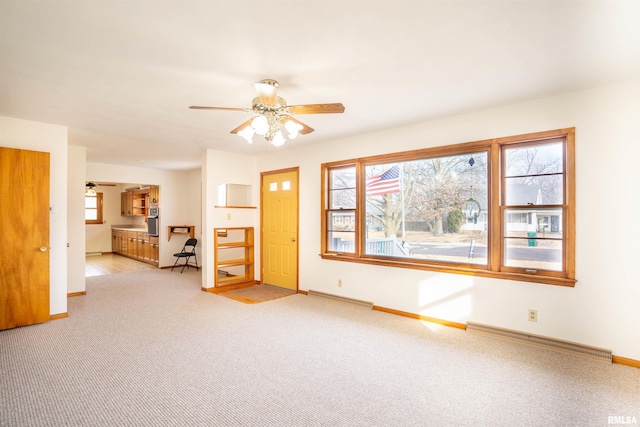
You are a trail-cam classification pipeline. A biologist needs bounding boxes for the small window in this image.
[325,165,356,254]
[85,192,103,224]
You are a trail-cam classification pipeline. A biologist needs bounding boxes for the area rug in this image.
[218,284,297,304]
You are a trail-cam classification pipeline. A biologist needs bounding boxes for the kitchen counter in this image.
[111,225,148,232]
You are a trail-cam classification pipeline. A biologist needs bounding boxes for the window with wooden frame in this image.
[321,128,575,287]
[85,192,104,225]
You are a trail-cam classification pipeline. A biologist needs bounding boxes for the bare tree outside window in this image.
[364,152,488,264]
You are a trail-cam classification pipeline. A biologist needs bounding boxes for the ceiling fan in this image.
[86,181,116,187]
[85,181,116,196]
[190,79,345,146]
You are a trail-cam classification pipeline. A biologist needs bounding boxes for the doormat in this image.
[218,284,297,304]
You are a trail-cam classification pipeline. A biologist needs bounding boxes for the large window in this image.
[321,128,575,286]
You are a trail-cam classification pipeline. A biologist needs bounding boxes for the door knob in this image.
[40,246,47,252]
[291,238,296,242]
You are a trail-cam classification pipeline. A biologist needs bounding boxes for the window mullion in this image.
[355,160,365,258]
[565,130,576,279]
[320,165,328,254]
[489,141,502,272]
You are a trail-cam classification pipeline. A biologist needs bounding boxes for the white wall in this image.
[202,149,259,289]
[256,79,640,360]
[85,163,202,268]
[67,145,86,294]
[0,116,68,316]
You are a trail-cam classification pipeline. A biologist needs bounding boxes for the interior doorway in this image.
[84,182,160,271]
[261,168,299,291]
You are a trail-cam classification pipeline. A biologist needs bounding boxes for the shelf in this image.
[216,258,252,268]
[217,242,252,249]
[167,225,195,241]
[217,275,256,285]
[214,227,254,288]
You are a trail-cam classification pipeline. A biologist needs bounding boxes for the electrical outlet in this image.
[338,279,343,288]
[528,309,537,322]
[226,213,231,220]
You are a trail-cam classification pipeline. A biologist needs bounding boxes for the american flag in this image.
[366,166,400,196]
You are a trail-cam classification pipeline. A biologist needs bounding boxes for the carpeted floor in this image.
[217,284,297,304]
[1,269,639,426]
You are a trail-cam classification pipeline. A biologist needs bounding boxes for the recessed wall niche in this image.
[216,183,253,208]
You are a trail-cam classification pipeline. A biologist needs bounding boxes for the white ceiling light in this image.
[234,113,305,146]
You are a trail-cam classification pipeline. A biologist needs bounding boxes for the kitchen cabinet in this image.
[121,190,148,217]
[112,230,122,254]
[121,192,133,216]
[149,185,159,206]
[111,229,158,267]
[149,236,159,264]
[126,231,137,258]
[137,232,149,262]
[214,227,255,287]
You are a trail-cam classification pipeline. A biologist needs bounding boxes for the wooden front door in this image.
[261,168,298,291]
[0,147,50,330]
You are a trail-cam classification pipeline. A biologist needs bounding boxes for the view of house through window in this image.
[503,139,565,271]
[322,128,575,286]
[327,166,356,253]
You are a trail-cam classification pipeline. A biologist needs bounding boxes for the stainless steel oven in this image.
[148,208,159,236]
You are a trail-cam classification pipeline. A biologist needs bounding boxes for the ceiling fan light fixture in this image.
[238,126,255,144]
[285,120,303,139]
[191,78,344,147]
[271,131,286,147]
[251,115,269,136]
[85,182,97,197]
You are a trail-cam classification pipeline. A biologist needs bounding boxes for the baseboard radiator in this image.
[307,290,373,309]
[467,322,612,362]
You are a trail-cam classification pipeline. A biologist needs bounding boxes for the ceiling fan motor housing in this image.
[252,96,288,113]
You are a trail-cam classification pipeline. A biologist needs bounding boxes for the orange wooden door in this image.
[0,147,50,330]
[261,169,298,291]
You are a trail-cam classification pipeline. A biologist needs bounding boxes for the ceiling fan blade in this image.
[189,106,247,112]
[288,103,345,114]
[230,117,256,134]
[280,115,314,134]
[254,80,278,105]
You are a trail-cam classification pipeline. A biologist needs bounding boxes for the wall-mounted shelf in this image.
[214,227,254,287]
[167,225,195,241]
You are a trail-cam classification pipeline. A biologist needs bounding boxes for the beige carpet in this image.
[217,284,297,304]
[1,269,639,426]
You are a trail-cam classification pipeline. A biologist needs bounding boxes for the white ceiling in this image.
[1,1,638,170]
